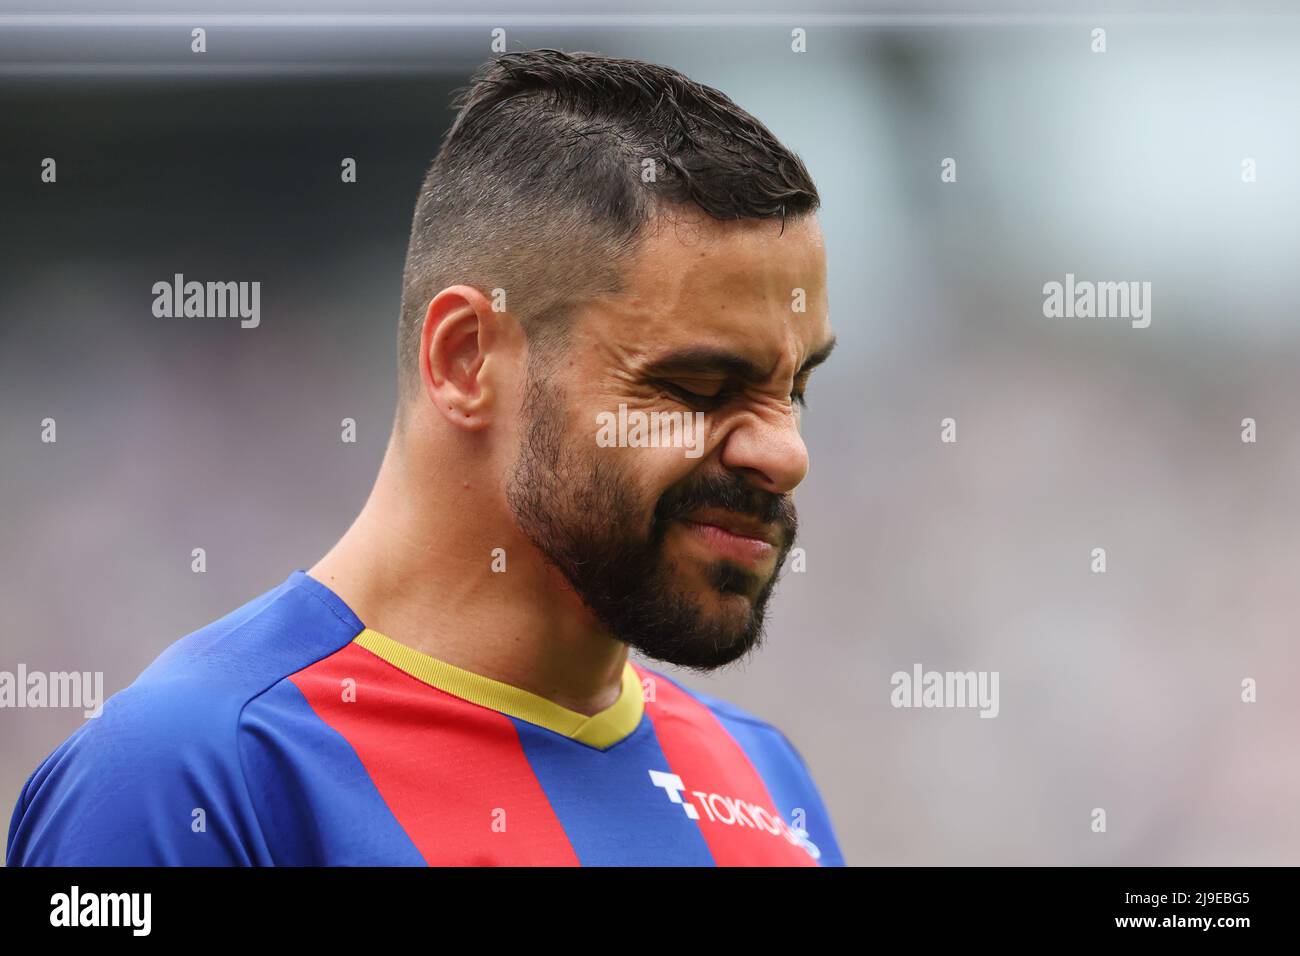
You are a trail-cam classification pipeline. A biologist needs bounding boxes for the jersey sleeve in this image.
[770,728,846,866]
[6,676,269,866]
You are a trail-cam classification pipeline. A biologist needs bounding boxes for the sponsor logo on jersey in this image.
[648,769,820,860]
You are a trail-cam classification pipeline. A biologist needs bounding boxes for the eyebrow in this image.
[642,335,837,383]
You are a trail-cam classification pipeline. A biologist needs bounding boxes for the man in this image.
[7,49,842,866]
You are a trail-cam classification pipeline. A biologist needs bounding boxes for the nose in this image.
[717,409,810,495]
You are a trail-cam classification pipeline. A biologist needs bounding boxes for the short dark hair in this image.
[397,48,820,399]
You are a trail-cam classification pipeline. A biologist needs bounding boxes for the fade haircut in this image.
[396,48,820,402]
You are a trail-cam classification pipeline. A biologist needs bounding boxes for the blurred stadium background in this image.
[2,0,1299,865]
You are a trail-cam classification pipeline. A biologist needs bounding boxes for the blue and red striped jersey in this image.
[7,570,844,866]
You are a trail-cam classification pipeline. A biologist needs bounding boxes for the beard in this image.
[505,367,798,671]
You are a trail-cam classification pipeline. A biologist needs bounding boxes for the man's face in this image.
[506,212,834,670]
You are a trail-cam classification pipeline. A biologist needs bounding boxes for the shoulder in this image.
[633,663,847,866]
[6,571,363,866]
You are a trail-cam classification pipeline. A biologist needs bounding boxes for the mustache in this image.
[652,471,798,543]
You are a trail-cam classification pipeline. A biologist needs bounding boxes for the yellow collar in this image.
[352,628,644,750]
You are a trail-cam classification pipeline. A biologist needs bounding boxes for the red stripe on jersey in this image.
[289,642,579,866]
[636,664,817,866]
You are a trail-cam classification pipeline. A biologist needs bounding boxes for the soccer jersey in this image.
[6,570,844,866]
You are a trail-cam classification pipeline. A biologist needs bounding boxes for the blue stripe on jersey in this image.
[509,715,717,866]
[239,678,426,866]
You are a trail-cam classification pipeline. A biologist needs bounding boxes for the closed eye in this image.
[664,379,810,412]
[791,371,812,409]
[660,381,726,409]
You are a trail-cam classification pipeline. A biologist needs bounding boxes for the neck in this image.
[309,426,629,717]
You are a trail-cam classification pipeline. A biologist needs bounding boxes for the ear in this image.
[417,284,508,431]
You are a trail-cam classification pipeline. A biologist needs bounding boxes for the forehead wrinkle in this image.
[576,216,828,383]
[589,292,829,390]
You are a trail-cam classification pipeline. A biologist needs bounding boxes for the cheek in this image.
[643,447,707,515]
[597,445,698,507]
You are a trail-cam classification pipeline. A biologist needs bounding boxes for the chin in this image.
[694,589,764,632]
